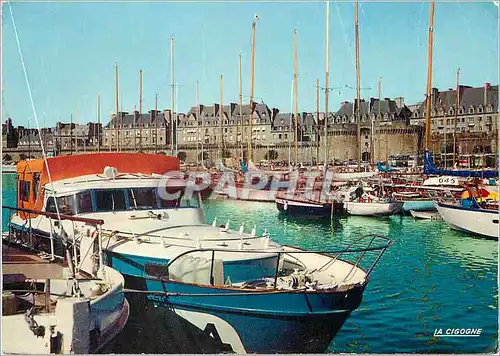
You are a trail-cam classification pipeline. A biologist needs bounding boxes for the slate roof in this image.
[416,84,498,116]
[105,110,169,128]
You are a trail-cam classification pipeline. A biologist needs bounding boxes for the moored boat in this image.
[409,209,442,220]
[2,207,129,354]
[435,182,498,239]
[8,152,393,353]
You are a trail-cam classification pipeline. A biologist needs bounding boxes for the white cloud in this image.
[494,1,499,7]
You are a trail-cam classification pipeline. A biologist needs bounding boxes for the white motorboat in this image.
[7,152,393,353]
[2,209,129,354]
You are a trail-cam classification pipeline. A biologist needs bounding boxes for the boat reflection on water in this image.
[438,229,498,270]
[112,294,237,354]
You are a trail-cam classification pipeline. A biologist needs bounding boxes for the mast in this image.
[316,79,320,164]
[115,63,119,152]
[424,1,435,151]
[75,104,79,154]
[293,28,299,164]
[133,105,137,151]
[453,67,460,166]
[238,53,243,161]
[69,114,73,155]
[324,0,330,165]
[249,20,256,162]
[355,0,361,170]
[97,94,101,153]
[139,69,143,151]
[196,81,200,166]
[220,74,224,161]
[155,94,158,154]
[170,36,175,155]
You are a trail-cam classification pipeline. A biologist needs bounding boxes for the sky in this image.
[1,1,499,128]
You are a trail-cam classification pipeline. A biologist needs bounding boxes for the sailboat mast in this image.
[316,79,320,163]
[453,67,460,166]
[424,1,435,151]
[249,21,256,163]
[355,0,361,170]
[97,94,101,153]
[324,0,330,166]
[196,81,200,166]
[115,63,119,152]
[293,29,299,164]
[155,94,158,154]
[220,74,224,161]
[139,69,143,151]
[238,54,243,161]
[170,36,175,156]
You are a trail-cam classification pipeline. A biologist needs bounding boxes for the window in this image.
[95,190,126,212]
[128,188,157,210]
[75,191,93,214]
[469,107,474,114]
[33,173,40,201]
[19,180,31,202]
[45,196,57,213]
[56,195,76,215]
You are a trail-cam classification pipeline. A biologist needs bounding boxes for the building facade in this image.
[102,110,174,151]
[411,83,498,158]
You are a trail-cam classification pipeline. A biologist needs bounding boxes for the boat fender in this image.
[284,201,288,211]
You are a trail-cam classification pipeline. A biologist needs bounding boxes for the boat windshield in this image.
[44,187,201,214]
[128,188,157,210]
[158,187,201,209]
[95,189,127,212]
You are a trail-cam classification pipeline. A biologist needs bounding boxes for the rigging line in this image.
[416,2,425,48]
[334,1,356,75]
[7,1,62,222]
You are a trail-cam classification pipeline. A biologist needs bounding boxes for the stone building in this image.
[2,118,18,148]
[411,83,498,158]
[54,122,102,153]
[102,110,175,151]
[177,103,278,162]
[322,97,419,162]
[17,128,55,153]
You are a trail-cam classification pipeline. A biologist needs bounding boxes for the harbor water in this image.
[2,173,497,353]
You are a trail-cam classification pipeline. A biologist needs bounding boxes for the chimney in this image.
[484,82,491,106]
[395,97,404,108]
[214,103,220,117]
[272,108,279,119]
[431,88,439,105]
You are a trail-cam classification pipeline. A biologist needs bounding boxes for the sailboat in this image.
[420,2,498,239]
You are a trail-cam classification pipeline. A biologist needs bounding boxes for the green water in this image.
[2,174,498,353]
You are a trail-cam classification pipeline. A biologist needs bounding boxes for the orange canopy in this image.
[16,153,180,218]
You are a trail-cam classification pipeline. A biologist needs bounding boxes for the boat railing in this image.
[144,234,392,289]
[2,205,106,277]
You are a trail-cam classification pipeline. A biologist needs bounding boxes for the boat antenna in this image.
[424,1,435,151]
[355,0,362,170]
[8,2,64,260]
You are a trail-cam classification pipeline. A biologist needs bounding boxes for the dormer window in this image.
[384,113,389,120]
[478,106,483,113]
[487,104,493,113]
[448,108,454,115]
[336,117,341,124]
[459,108,464,115]
[413,111,418,118]
[469,107,474,114]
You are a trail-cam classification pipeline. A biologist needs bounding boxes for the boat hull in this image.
[276,198,332,218]
[435,202,499,239]
[140,276,363,353]
[344,201,403,216]
[402,200,436,213]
